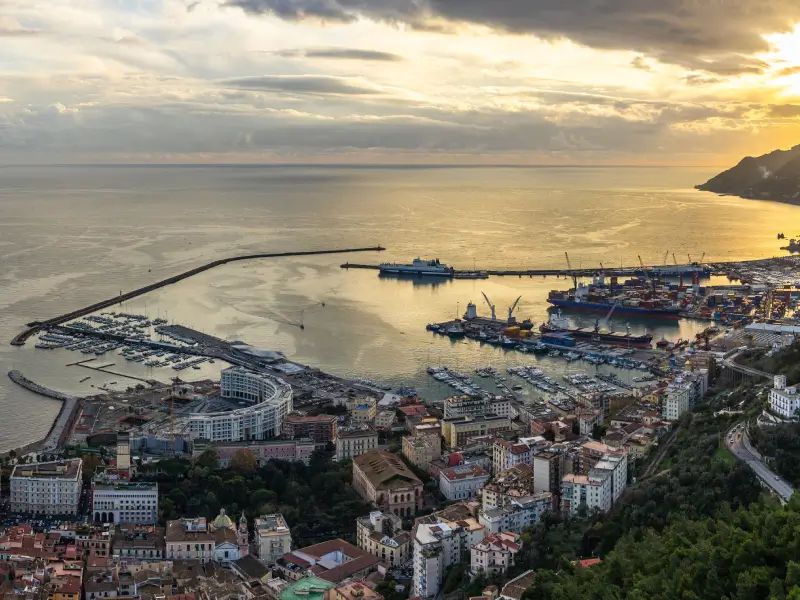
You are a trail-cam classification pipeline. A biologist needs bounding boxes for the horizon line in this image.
[0,162,728,169]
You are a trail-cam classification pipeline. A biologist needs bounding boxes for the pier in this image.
[11,246,385,346]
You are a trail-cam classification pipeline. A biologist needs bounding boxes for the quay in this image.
[11,246,385,346]
[7,370,82,451]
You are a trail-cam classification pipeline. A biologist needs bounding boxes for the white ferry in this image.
[378,257,454,277]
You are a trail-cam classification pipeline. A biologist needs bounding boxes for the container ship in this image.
[539,313,653,348]
[379,257,454,277]
[547,280,682,318]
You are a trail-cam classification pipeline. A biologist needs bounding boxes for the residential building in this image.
[413,522,470,599]
[188,367,293,442]
[470,532,522,577]
[165,517,215,563]
[532,451,563,496]
[374,410,397,431]
[402,434,441,470]
[479,494,553,534]
[111,525,164,561]
[492,440,532,474]
[92,479,158,525]
[347,397,378,424]
[499,570,536,600]
[662,369,708,421]
[256,513,293,566]
[278,539,380,584]
[328,580,384,600]
[282,414,338,446]
[335,428,379,461]
[10,459,82,515]
[560,471,612,515]
[770,375,800,419]
[194,439,315,467]
[353,450,423,517]
[443,396,513,420]
[356,511,411,567]
[441,416,511,449]
[482,464,535,511]
[439,464,490,501]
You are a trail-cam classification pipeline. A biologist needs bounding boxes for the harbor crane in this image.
[564,252,577,288]
[673,253,678,265]
[663,250,669,265]
[481,291,497,320]
[699,251,705,263]
[508,295,522,323]
[637,254,645,269]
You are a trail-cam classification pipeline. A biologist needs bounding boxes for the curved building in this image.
[188,367,293,442]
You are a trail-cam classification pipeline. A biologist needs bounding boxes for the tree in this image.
[230,449,257,474]
[196,448,219,470]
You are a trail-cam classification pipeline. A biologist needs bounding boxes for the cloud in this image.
[0,16,40,37]
[220,75,382,95]
[274,47,401,61]
[226,0,800,73]
[770,104,800,118]
[777,65,800,77]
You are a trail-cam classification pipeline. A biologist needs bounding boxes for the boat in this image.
[540,317,653,348]
[453,270,489,279]
[547,281,681,319]
[379,258,454,277]
[445,323,466,338]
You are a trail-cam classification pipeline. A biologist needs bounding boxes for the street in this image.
[726,422,794,503]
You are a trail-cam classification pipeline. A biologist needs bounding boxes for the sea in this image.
[1,164,799,452]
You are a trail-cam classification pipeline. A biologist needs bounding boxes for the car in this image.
[775,475,781,481]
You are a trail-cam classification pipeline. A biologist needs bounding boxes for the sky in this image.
[2,0,800,165]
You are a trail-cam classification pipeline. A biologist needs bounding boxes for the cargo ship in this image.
[547,281,681,318]
[540,313,653,348]
[379,257,454,277]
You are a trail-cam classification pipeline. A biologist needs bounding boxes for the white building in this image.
[662,370,708,421]
[92,480,158,525]
[443,396,513,420]
[770,375,800,419]
[356,511,411,567]
[188,367,293,442]
[439,464,490,501]
[470,532,522,578]
[10,459,82,515]
[335,428,379,461]
[413,523,465,599]
[255,513,292,565]
[478,494,552,534]
[492,440,532,474]
[560,471,612,515]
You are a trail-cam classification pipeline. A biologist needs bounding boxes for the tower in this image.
[238,511,249,558]
[116,431,131,478]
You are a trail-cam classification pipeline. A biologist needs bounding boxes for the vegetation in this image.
[742,342,800,383]
[750,422,800,486]
[139,450,370,546]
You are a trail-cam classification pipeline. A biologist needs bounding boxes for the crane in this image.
[507,295,522,323]
[481,291,497,320]
[699,251,705,263]
[687,253,692,263]
[564,252,577,288]
[673,253,678,265]
[663,250,669,265]
[637,254,645,269]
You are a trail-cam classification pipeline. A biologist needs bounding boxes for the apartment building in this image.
[256,513,293,566]
[356,511,411,566]
[10,459,82,515]
[438,464,490,501]
[470,532,522,577]
[282,414,338,446]
[402,434,441,470]
[441,416,511,449]
[335,428,379,461]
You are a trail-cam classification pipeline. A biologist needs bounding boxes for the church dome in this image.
[211,508,235,531]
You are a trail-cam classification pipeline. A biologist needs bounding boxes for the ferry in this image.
[379,258,454,277]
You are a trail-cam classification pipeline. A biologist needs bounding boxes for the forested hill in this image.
[697,144,800,204]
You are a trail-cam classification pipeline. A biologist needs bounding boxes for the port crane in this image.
[663,250,669,265]
[673,253,678,265]
[507,295,522,323]
[637,254,645,269]
[564,252,577,288]
[481,291,497,320]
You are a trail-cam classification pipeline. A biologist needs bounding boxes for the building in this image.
[439,464,490,501]
[482,464,535,511]
[443,396,513,420]
[561,449,627,515]
[374,410,397,431]
[356,511,411,567]
[532,451,563,496]
[194,439,315,467]
[492,440,533,474]
[402,434,441,470]
[499,570,536,600]
[256,513,293,566]
[116,431,131,477]
[662,370,708,421]
[188,367,293,442]
[470,532,522,577]
[279,539,380,584]
[479,494,553,534]
[165,517,215,563]
[348,397,378,424]
[111,525,165,561]
[280,576,334,600]
[441,416,512,449]
[92,480,158,524]
[413,523,466,599]
[335,428,379,461]
[328,580,384,600]
[353,450,423,517]
[282,414,338,446]
[770,375,800,419]
[9,459,82,515]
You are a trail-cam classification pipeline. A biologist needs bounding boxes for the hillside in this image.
[696,144,800,203]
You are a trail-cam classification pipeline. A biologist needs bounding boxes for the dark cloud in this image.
[770,104,800,118]
[226,0,800,74]
[274,47,401,61]
[220,74,380,95]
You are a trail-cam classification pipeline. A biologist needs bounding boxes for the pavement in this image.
[725,422,794,503]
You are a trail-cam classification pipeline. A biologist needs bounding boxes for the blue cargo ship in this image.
[548,298,681,318]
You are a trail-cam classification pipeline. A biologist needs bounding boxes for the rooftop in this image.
[11,459,81,480]
[354,450,422,490]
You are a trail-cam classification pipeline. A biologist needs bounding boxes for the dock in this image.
[11,245,385,346]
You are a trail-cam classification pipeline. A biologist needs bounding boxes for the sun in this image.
[764,24,800,96]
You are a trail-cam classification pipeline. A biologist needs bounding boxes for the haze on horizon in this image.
[3,1,800,166]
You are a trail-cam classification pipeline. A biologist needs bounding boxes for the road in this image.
[721,350,773,381]
[725,422,794,503]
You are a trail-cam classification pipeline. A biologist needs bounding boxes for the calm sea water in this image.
[1,165,799,451]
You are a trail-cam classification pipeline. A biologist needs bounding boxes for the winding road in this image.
[726,422,794,503]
